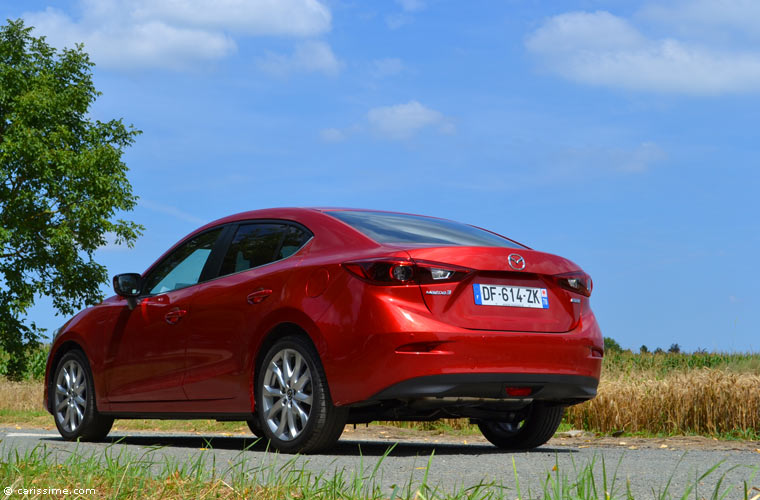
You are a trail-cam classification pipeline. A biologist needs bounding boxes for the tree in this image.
[668,343,681,354]
[639,344,649,354]
[0,19,142,379]
[603,337,622,353]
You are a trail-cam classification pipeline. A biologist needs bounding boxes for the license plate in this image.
[473,284,549,309]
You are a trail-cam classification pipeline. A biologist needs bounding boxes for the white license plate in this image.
[473,284,549,309]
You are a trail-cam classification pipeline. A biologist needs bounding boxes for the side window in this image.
[219,224,284,276]
[277,225,311,259]
[218,222,312,276]
[143,228,222,295]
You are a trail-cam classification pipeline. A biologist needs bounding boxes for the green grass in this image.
[601,350,760,379]
[0,443,756,499]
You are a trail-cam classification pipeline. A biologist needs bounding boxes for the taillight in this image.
[415,260,471,285]
[342,259,471,285]
[342,260,416,284]
[554,271,593,297]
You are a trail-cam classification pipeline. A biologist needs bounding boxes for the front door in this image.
[103,227,224,402]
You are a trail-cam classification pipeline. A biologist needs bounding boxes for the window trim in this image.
[139,219,314,297]
[211,219,314,280]
[139,225,230,297]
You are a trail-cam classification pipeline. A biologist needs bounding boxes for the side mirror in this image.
[113,273,142,310]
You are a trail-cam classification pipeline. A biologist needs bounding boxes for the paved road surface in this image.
[1,427,758,498]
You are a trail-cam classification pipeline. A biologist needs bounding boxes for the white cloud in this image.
[386,0,425,29]
[257,40,342,76]
[141,200,205,225]
[396,0,425,13]
[385,14,411,30]
[23,0,332,71]
[26,8,236,70]
[370,57,404,78]
[526,9,760,94]
[98,232,131,252]
[320,128,346,142]
[640,0,760,40]
[367,101,454,140]
[133,0,331,37]
[620,142,667,173]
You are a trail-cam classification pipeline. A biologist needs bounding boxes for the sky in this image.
[2,0,758,352]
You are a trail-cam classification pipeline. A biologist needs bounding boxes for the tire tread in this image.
[478,403,564,450]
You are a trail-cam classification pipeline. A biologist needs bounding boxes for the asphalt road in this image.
[1,427,758,498]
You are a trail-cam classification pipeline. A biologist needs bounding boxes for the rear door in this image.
[408,246,582,333]
[182,222,312,402]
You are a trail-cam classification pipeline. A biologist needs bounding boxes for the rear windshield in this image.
[326,211,525,248]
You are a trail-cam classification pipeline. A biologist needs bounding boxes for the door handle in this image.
[164,308,187,325]
[247,289,273,304]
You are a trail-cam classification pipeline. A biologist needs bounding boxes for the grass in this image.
[1,442,757,499]
[601,350,760,379]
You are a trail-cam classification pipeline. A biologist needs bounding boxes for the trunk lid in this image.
[407,246,583,333]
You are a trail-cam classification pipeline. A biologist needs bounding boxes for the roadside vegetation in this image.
[565,348,760,439]
[1,443,757,500]
[2,342,759,439]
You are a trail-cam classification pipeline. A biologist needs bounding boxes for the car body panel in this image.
[44,207,603,423]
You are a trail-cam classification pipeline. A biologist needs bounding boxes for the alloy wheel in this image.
[54,359,87,433]
[261,348,313,441]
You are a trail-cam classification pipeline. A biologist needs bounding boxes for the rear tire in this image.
[478,403,564,450]
[50,350,113,441]
[246,418,263,438]
[256,335,347,453]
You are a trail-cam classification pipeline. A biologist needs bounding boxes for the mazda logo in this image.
[508,253,526,270]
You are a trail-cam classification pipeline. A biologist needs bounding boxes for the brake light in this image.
[505,386,533,397]
[342,259,471,285]
[554,271,593,297]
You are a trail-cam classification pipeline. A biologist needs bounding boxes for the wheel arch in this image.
[250,309,333,411]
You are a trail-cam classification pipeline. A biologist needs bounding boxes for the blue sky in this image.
[3,0,758,352]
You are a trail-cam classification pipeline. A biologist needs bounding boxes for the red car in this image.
[44,208,603,453]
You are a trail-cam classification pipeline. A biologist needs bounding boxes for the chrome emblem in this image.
[508,253,526,270]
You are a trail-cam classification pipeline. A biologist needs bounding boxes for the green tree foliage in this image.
[639,344,649,354]
[0,19,142,379]
[603,336,622,353]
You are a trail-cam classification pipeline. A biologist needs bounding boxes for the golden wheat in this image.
[566,368,760,435]
[0,379,43,412]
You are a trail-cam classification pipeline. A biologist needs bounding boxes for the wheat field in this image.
[565,369,760,436]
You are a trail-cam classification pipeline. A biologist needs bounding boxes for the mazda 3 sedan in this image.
[45,208,603,453]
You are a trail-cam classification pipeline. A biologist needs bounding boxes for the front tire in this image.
[50,350,113,441]
[256,335,347,453]
[478,403,564,450]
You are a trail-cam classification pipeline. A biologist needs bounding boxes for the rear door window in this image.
[218,222,311,276]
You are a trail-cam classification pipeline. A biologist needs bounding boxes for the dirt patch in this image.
[341,425,760,452]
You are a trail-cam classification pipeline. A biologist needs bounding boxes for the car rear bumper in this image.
[369,372,598,404]
[320,295,604,406]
